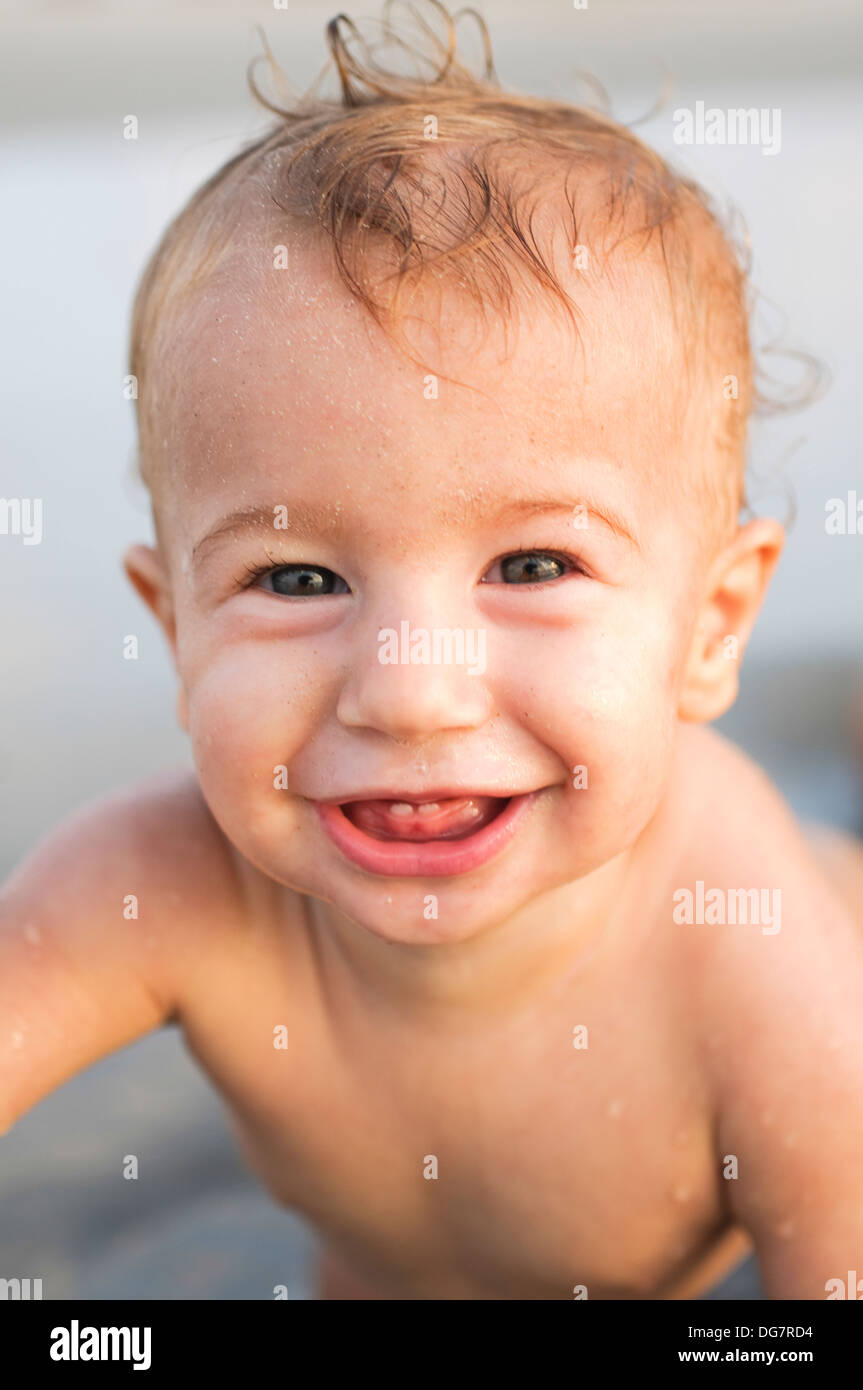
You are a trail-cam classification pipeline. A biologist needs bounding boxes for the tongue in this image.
[343,796,506,842]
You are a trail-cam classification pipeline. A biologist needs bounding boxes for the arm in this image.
[680,737,863,1298]
[716,885,863,1299]
[0,772,206,1134]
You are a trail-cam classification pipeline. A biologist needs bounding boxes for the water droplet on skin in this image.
[384,895,393,905]
[606,1098,624,1120]
[783,1132,798,1148]
[776,1218,795,1239]
[10,1031,24,1050]
[671,1183,691,1204]
[23,924,41,946]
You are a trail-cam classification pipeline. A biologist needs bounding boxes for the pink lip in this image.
[313,792,540,877]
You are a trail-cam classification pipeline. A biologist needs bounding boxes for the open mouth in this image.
[314,790,539,877]
[339,795,511,842]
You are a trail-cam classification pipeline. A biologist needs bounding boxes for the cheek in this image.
[506,597,679,743]
[503,602,681,840]
[182,645,324,805]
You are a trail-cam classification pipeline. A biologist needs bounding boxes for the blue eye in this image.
[252,564,350,597]
[242,549,583,596]
[484,550,583,585]
[500,553,566,584]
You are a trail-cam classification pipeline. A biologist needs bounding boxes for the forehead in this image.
[151,228,696,540]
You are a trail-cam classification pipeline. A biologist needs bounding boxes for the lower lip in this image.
[313,792,540,877]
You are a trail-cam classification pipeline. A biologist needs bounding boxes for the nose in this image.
[337,613,493,741]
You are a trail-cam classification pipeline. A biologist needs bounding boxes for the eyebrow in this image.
[190,493,639,563]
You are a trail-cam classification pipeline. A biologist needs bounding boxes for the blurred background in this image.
[0,0,860,1299]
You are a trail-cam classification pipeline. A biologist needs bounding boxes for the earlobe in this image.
[123,543,177,653]
[678,518,784,724]
[123,543,162,607]
[678,627,740,723]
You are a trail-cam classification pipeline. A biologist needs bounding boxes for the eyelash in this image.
[238,546,589,592]
[240,558,284,586]
[482,548,588,584]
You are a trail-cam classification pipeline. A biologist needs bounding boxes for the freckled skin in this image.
[140,238,709,950]
[3,236,862,1299]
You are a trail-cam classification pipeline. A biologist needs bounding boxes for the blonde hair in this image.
[129,0,792,520]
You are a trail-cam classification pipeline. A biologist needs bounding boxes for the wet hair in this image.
[128,0,820,528]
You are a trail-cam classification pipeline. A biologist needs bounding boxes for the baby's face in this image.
[136,238,722,943]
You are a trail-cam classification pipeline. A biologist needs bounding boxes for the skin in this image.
[2,229,862,1299]
[127,228,780,983]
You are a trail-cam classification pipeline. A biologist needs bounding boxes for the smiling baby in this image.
[2,4,862,1301]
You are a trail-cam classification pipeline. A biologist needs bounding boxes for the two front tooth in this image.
[388,801,443,817]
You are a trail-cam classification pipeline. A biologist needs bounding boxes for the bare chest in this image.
[179,943,723,1299]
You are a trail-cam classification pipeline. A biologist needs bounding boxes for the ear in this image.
[678,518,784,723]
[123,543,188,732]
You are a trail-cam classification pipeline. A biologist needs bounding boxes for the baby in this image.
[3,5,863,1301]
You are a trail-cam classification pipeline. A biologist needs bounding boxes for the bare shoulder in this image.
[0,767,254,1131]
[665,723,863,1108]
[669,723,863,998]
[89,765,240,909]
[0,766,245,1017]
[670,723,858,907]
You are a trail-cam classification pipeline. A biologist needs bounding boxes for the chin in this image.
[311,876,525,946]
